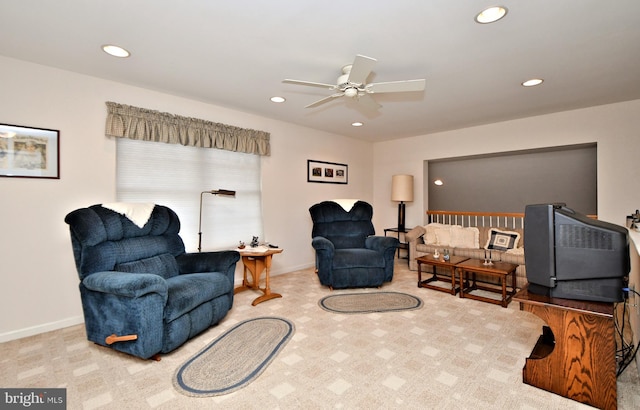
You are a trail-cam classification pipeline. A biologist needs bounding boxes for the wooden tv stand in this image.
[514,287,617,410]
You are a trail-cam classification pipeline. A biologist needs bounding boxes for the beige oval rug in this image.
[173,317,294,396]
[319,291,423,314]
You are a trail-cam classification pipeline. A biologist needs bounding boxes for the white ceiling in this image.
[2,1,640,142]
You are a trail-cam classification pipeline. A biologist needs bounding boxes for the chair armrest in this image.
[312,236,335,254]
[82,271,167,299]
[176,250,240,274]
[365,236,399,253]
[312,237,335,282]
[404,226,426,243]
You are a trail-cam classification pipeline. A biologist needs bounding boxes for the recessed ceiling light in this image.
[522,78,544,87]
[434,179,444,186]
[475,6,508,24]
[102,44,130,58]
[351,122,364,127]
[270,96,286,103]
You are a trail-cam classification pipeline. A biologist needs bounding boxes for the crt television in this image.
[524,203,630,303]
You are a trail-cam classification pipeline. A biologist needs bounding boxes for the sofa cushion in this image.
[485,228,520,251]
[435,226,452,246]
[450,226,480,249]
[415,243,440,254]
[424,223,446,244]
[501,249,525,266]
[452,247,488,261]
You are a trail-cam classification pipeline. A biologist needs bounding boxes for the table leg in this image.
[234,263,254,294]
[449,267,457,295]
[234,254,282,305]
[252,254,282,306]
[501,274,507,307]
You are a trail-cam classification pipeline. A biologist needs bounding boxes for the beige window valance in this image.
[105,102,270,156]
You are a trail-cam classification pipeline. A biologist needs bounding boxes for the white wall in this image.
[372,100,640,231]
[0,56,373,341]
[371,99,640,376]
[3,54,639,343]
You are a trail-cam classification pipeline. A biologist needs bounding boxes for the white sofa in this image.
[405,211,527,289]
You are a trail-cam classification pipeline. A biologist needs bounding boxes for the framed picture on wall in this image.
[0,123,60,179]
[307,159,348,184]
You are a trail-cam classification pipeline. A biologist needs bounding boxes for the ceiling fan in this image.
[283,54,426,110]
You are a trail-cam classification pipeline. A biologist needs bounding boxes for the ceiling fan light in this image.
[270,96,286,103]
[344,87,358,98]
[475,6,508,24]
[351,122,364,127]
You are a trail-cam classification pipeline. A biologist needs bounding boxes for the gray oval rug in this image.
[319,291,423,314]
[173,316,295,397]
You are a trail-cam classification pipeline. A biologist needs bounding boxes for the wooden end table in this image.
[416,254,469,295]
[384,227,409,261]
[456,258,518,307]
[234,247,283,306]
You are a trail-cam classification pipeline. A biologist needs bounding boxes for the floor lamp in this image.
[391,175,414,231]
[198,189,236,252]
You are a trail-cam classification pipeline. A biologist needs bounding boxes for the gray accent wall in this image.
[426,144,597,215]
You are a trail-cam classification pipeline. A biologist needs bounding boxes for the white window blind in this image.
[116,138,263,252]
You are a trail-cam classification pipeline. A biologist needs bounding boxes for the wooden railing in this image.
[426,210,597,231]
[426,210,525,230]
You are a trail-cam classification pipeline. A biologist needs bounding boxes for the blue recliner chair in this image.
[64,204,239,359]
[309,201,399,289]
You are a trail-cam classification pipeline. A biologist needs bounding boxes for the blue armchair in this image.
[309,201,399,289]
[64,204,239,359]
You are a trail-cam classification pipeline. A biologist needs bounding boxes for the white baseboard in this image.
[270,262,315,276]
[0,316,84,343]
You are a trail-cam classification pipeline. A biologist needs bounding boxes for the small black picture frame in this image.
[307,160,348,184]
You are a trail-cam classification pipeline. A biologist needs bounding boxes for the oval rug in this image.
[319,291,423,314]
[173,316,295,397]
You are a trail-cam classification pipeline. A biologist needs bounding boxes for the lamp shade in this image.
[391,175,414,202]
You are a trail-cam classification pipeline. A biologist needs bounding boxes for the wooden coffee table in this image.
[457,258,518,307]
[416,254,469,295]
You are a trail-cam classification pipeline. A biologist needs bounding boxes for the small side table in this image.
[384,227,409,261]
[457,259,518,307]
[234,247,283,306]
[416,254,469,295]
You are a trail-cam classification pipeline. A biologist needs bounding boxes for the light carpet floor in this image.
[2,260,640,409]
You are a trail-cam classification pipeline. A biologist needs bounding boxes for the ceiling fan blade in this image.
[283,79,335,89]
[347,55,377,85]
[365,79,426,94]
[356,93,382,110]
[305,93,343,108]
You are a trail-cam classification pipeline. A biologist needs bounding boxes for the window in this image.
[116,138,263,252]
